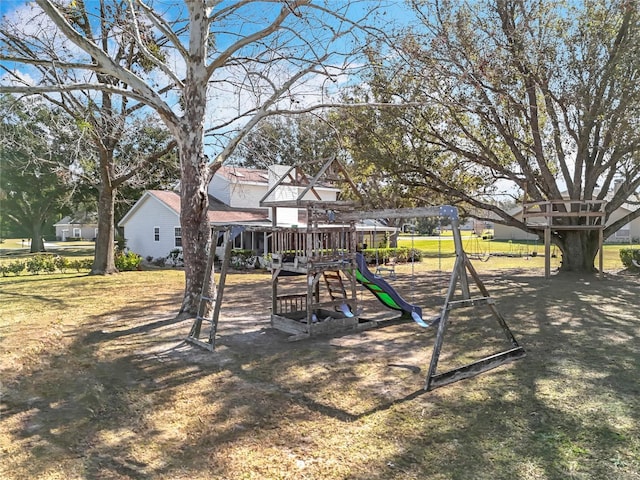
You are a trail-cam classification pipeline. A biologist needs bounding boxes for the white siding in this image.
[208,174,231,205]
[55,224,98,240]
[229,183,267,208]
[493,223,540,241]
[120,197,180,259]
[604,207,640,243]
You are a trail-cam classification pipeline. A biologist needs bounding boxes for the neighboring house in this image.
[117,190,271,260]
[119,165,397,260]
[54,214,98,241]
[493,203,640,243]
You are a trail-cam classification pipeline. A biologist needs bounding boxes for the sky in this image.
[0,0,418,161]
[0,0,25,18]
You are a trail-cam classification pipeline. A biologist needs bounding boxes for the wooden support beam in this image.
[424,218,525,391]
[426,347,526,391]
[335,205,458,222]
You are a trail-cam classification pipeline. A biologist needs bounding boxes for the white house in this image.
[54,213,99,241]
[118,165,363,260]
[117,189,271,260]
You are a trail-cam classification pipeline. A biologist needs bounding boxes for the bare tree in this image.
[1,0,383,314]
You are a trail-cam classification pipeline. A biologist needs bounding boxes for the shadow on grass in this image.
[2,271,639,479]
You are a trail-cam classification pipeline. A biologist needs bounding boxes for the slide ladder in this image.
[322,271,355,318]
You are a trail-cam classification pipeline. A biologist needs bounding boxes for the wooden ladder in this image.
[186,227,242,351]
[323,271,347,302]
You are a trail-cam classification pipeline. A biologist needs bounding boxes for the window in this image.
[174,227,182,247]
[73,228,81,238]
[154,227,160,241]
[616,224,630,238]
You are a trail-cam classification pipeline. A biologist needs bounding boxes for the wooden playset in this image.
[186,158,526,390]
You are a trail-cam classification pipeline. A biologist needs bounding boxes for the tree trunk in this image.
[177,140,213,317]
[556,230,600,274]
[91,183,118,275]
[29,221,45,253]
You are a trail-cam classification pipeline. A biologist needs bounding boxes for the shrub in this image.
[54,255,70,273]
[230,249,257,269]
[166,248,184,267]
[152,257,166,267]
[69,259,94,272]
[619,248,640,269]
[115,251,142,271]
[9,260,26,275]
[115,235,127,252]
[0,260,25,276]
[26,254,56,274]
[362,247,423,264]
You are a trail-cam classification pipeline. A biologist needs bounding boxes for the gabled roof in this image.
[216,166,270,184]
[148,190,181,214]
[118,190,181,226]
[54,213,98,226]
[118,190,270,227]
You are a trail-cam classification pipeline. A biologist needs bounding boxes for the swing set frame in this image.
[334,205,525,391]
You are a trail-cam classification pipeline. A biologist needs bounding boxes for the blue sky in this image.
[0,0,25,18]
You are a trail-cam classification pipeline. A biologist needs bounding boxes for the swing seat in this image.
[375,257,397,278]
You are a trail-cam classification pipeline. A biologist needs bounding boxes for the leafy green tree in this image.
[0,3,177,274]
[232,114,340,169]
[356,0,640,273]
[0,96,77,252]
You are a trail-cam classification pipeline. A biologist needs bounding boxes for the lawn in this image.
[0,239,95,261]
[1,256,639,479]
[397,235,637,273]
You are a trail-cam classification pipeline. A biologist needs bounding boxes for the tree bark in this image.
[175,1,214,317]
[91,183,118,275]
[555,230,600,274]
[29,221,45,253]
[178,141,212,316]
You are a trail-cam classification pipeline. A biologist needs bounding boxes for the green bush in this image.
[115,251,142,271]
[69,259,94,272]
[230,249,257,269]
[54,255,70,273]
[166,248,184,267]
[362,247,423,264]
[0,260,26,276]
[619,248,640,269]
[26,254,57,274]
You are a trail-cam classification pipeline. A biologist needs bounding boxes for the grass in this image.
[397,235,637,272]
[1,258,640,479]
[0,239,95,262]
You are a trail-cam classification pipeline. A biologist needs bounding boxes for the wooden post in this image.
[208,230,234,346]
[598,228,604,279]
[544,227,551,279]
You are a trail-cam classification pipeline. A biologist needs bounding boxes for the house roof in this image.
[217,165,339,192]
[206,195,270,223]
[118,190,270,227]
[54,213,98,226]
[216,166,270,184]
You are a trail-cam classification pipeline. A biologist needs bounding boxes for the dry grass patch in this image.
[1,268,640,479]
